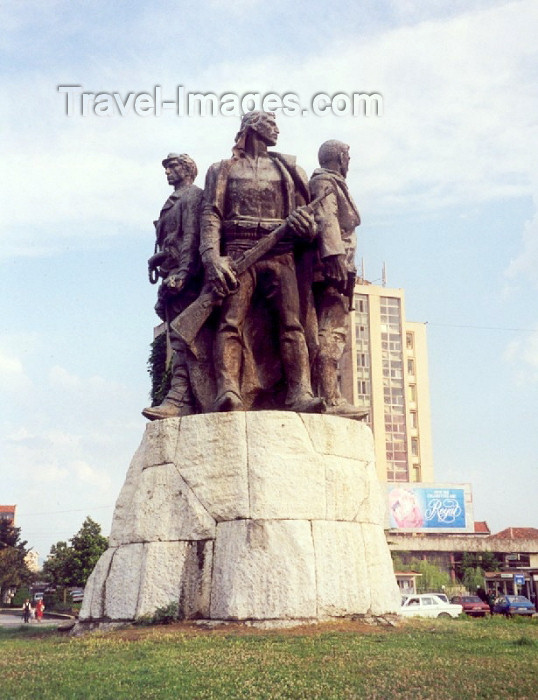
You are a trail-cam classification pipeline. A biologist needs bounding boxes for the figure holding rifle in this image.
[198,111,324,413]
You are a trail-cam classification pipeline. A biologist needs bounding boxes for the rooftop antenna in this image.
[361,257,365,282]
[382,261,387,287]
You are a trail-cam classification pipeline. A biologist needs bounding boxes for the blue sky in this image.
[1,0,537,562]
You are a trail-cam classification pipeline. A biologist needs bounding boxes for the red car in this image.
[450,595,490,617]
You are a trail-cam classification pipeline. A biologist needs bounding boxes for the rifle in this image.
[345,270,357,311]
[170,192,330,353]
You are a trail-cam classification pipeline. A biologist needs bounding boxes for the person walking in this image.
[35,598,45,622]
[22,598,32,623]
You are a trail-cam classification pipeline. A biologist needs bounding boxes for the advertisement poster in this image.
[387,484,470,532]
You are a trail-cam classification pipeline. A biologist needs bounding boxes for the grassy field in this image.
[1,616,536,699]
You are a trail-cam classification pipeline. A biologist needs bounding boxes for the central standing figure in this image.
[200,111,323,413]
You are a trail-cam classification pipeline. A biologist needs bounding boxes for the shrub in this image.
[10,587,32,607]
[136,601,179,626]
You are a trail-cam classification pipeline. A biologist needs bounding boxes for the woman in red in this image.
[35,599,45,622]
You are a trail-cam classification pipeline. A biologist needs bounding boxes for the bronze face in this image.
[339,148,350,177]
[252,113,279,146]
[164,159,187,188]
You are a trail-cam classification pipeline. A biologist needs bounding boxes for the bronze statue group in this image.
[143,111,367,421]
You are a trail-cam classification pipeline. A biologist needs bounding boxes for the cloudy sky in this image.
[1,0,537,562]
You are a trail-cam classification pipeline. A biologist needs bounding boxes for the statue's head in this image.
[162,153,198,186]
[318,140,350,177]
[234,111,279,154]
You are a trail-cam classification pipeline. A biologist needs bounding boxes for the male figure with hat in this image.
[142,153,204,420]
[309,140,368,419]
[200,111,323,413]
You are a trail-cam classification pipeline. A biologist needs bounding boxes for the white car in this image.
[400,594,463,619]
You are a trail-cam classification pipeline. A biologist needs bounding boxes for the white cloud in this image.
[73,459,113,491]
[0,349,32,393]
[505,205,538,288]
[32,463,70,483]
[504,330,538,383]
[2,0,537,258]
[48,365,125,397]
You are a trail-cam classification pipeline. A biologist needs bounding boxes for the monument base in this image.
[78,412,400,628]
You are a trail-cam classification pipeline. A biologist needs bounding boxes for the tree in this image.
[69,516,108,585]
[411,559,452,593]
[42,541,75,590]
[456,551,498,577]
[462,566,486,593]
[43,516,108,590]
[0,520,33,603]
[455,552,498,592]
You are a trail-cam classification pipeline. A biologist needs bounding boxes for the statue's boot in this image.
[213,331,244,412]
[286,393,326,413]
[281,331,325,413]
[213,390,244,412]
[324,400,370,421]
[142,400,194,421]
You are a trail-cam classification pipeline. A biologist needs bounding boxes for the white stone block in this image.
[211,520,317,620]
[104,543,144,620]
[300,414,375,462]
[143,418,181,468]
[175,412,249,521]
[324,455,369,522]
[109,463,215,546]
[361,523,401,614]
[136,540,213,619]
[247,412,326,520]
[312,521,371,617]
[109,442,147,544]
[79,547,115,620]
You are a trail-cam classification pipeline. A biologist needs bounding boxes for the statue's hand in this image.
[204,255,238,297]
[163,274,186,292]
[286,206,316,241]
[323,254,347,290]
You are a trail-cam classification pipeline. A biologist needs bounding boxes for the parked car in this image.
[492,595,536,617]
[400,594,463,619]
[69,589,85,603]
[429,592,449,603]
[450,595,490,617]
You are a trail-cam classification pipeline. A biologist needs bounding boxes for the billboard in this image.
[387,483,473,533]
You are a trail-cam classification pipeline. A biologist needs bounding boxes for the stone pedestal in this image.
[79,412,400,626]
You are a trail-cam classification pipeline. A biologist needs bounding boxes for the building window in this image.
[380,297,408,482]
[357,352,369,368]
[409,384,417,403]
[406,332,414,350]
[411,437,419,457]
[410,410,417,429]
[354,294,371,409]
[407,358,415,375]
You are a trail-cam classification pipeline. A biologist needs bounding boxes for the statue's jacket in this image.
[200,152,310,259]
[309,168,360,274]
[155,183,203,280]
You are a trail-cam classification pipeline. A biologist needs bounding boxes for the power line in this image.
[16,505,113,517]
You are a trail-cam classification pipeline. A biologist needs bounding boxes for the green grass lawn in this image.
[1,616,536,699]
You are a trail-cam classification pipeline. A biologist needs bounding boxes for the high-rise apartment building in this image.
[339,281,433,484]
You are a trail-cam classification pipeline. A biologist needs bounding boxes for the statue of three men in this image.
[143,112,367,421]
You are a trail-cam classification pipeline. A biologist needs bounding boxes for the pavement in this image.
[0,610,64,628]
